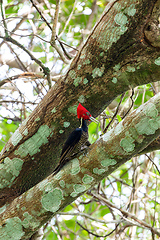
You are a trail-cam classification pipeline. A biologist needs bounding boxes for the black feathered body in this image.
[53,119,90,175]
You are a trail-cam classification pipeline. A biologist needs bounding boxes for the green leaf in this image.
[46,229,58,240]
[63,205,73,212]
[33,45,43,53]
[0,119,18,151]
[117,114,122,122]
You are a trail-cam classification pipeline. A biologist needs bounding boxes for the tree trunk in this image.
[0,0,160,238]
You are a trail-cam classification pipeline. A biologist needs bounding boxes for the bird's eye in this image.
[86,112,90,116]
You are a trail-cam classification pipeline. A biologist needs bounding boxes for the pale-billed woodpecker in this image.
[52,103,98,175]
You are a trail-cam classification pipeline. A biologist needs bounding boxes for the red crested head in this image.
[77,103,91,120]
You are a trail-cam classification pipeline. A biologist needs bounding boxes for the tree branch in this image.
[1,93,160,238]
[0,0,160,224]
[0,35,50,78]
[91,192,160,237]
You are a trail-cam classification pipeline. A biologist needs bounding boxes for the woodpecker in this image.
[52,103,98,175]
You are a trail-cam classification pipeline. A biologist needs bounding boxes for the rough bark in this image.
[1,92,160,239]
[0,0,160,238]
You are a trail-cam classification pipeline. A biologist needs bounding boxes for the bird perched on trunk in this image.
[52,103,98,175]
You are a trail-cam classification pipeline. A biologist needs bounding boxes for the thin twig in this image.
[0,100,38,105]
[152,158,158,238]
[58,40,73,60]
[59,0,78,38]
[57,212,120,225]
[29,0,69,77]
[29,0,52,30]
[1,0,9,37]
[150,83,157,95]
[0,35,51,87]
[103,92,125,134]
[6,42,28,72]
[145,154,160,175]
[122,88,134,119]
[53,43,71,64]
[50,225,62,240]
[90,192,160,237]
[76,221,119,238]
[50,0,73,61]
[0,13,28,48]
[57,39,78,51]
[0,72,44,87]
[30,0,72,62]
[51,0,60,45]
[1,22,78,52]
[0,115,21,122]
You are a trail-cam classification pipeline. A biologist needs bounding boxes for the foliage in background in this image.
[0,0,159,239]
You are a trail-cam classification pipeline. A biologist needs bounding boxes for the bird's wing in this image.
[52,128,82,175]
[60,128,82,155]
